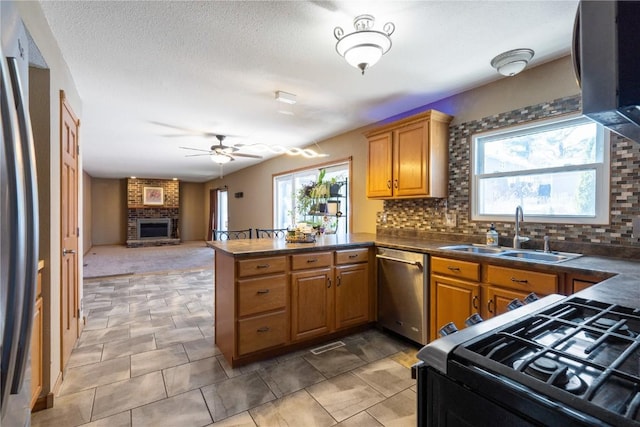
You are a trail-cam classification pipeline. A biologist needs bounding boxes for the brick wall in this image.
[377,95,640,258]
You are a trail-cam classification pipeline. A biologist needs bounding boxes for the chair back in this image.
[255,228,287,239]
[213,229,252,240]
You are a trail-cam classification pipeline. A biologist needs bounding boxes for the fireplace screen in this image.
[137,218,171,239]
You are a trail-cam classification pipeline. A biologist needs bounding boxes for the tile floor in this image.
[32,269,420,427]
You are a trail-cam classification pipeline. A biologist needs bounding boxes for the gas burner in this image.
[513,357,586,394]
[585,317,635,339]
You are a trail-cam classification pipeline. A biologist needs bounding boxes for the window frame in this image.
[470,114,610,225]
[273,159,351,231]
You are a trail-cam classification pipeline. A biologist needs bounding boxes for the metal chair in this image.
[213,229,252,240]
[255,228,288,239]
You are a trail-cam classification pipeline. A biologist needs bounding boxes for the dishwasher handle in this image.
[376,254,423,270]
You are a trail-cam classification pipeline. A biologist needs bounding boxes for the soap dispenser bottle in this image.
[486,223,498,246]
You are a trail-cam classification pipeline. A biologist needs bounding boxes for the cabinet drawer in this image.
[290,252,332,270]
[431,257,480,282]
[238,256,286,278]
[486,265,558,295]
[335,248,369,265]
[237,311,287,355]
[238,275,286,317]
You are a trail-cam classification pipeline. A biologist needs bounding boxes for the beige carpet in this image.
[82,240,214,278]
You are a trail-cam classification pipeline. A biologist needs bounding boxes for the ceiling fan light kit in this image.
[210,153,233,164]
[334,14,395,75]
[490,48,535,76]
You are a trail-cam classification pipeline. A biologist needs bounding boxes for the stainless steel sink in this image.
[496,250,582,263]
[439,244,506,254]
[439,244,582,264]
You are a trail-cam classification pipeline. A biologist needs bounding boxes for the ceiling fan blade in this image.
[185,153,212,157]
[232,152,263,159]
[180,146,211,153]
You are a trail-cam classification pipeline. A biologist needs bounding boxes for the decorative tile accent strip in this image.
[377,95,640,257]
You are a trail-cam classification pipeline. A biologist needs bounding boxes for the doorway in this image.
[207,187,228,240]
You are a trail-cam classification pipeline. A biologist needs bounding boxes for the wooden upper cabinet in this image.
[367,132,394,197]
[365,109,453,199]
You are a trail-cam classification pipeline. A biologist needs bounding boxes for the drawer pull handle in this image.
[257,264,270,269]
[307,258,319,263]
[257,327,270,333]
[337,276,342,287]
[487,299,494,313]
[447,266,461,272]
[327,278,331,288]
[472,295,479,309]
[257,289,270,295]
[511,277,529,284]
[348,254,359,259]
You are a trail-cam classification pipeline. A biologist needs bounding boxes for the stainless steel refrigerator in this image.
[1,2,39,425]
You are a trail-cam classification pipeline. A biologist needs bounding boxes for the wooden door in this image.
[60,91,80,370]
[335,264,369,329]
[484,286,530,319]
[394,120,429,197]
[290,268,332,341]
[366,133,393,198]
[430,275,479,340]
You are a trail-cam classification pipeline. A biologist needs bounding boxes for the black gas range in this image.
[415,294,640,426]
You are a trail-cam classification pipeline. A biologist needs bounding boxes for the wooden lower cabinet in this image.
[430,275,480,339]
[291,268,333,341]
[31,262,44,409]
[215,246,373,367]
[483,285,530,318]
[335,263,369,329]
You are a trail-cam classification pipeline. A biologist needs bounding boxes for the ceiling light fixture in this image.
[275,90,296,115]
[334,14,395,75]
[241,143,329,158]
[490,48,535,76]
[210,153,233,164]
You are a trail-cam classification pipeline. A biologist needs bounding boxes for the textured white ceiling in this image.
[38,0,579,182]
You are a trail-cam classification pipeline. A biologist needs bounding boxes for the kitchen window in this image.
[273,161,350,232]
[471,115,610,224]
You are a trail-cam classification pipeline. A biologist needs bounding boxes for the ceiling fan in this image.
[180,135,262,164]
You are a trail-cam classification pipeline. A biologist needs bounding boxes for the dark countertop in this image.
[207,233,639,305]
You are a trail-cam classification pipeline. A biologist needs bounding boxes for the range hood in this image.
[574,1,640,143]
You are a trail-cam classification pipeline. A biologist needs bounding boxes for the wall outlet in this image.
[445,212,457,227]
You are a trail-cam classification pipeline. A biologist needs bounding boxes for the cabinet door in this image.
[335,264,369,329]
[30,296,43,408]
[394,121,429,197]
[367,132,393,198]
[430,275,480,340]
[484,285,530,318]
[291,268,333,341]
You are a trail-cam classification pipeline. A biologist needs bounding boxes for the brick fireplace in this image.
[126,178,180,247]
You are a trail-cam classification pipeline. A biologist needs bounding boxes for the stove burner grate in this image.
[513,357,587,394]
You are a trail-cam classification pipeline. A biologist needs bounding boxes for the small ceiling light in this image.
[490,48,535,76]
[275,91,296,105]
[210,153,233,164]
[275,91,296,115]
[334,14,395,75]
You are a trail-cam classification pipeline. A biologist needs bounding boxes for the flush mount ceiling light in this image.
[490,48,535,76]
[334,14,395,75]
[275,90,296,115]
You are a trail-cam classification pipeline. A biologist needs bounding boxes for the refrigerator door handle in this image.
[0,48,27,412]
[7,56,38,394]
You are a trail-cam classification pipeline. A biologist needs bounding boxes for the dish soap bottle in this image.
[486,223,499,247]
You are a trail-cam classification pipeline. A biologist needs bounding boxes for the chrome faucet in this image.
[513,205,529,248]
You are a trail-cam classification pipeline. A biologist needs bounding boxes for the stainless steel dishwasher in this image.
[376,247,428,345]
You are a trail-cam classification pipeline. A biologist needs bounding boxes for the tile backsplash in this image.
[377,95,640,258]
